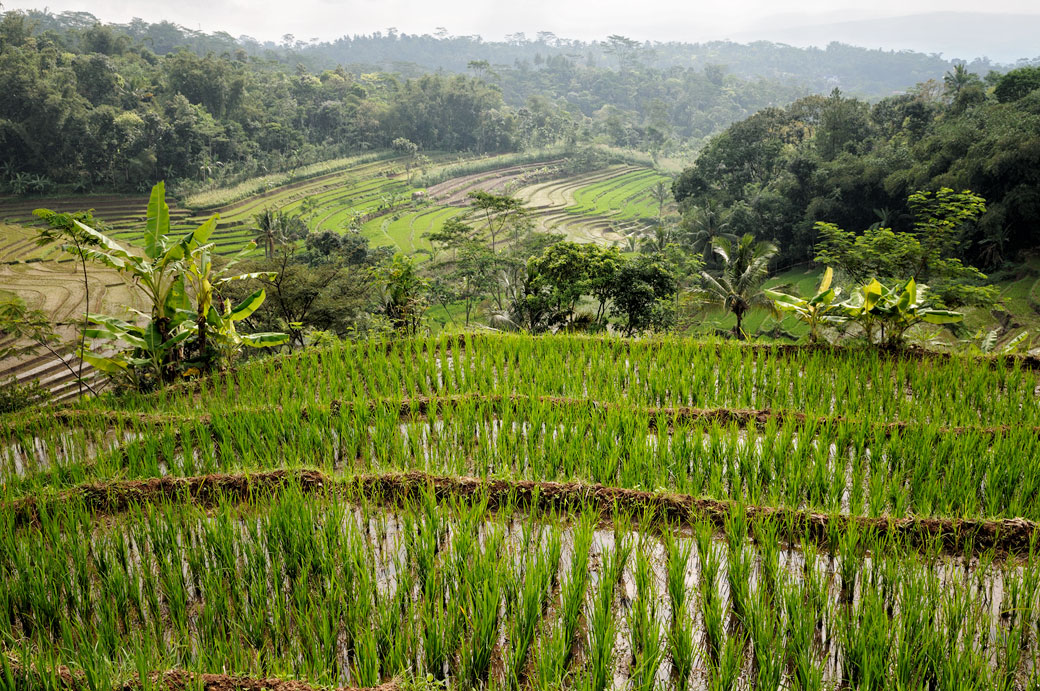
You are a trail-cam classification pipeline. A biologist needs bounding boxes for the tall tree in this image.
[943,64,978,99]
[697,234,778,338]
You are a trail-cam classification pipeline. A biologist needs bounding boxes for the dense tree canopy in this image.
[674,71,1040,267]
[0,11,523,193]
[6,8,1022,194]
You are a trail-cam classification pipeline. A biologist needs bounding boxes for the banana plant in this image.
[841,277,962,346]
[80,314,194,389]
[70,182,216,341]
[182,237,275,355]
[764,267,847,343]
[204,291,289,369]
[65,181,286,388]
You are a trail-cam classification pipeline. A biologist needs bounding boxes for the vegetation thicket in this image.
[673,69,1040,271]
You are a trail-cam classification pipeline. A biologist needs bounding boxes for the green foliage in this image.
[0,376,51,414]
[467,190,525,253]
[765,266,845,342]
[0,19,520,194]
[0,294,59,361]
[203,292,289,367]
[36,182,285,389]
[253,208,308,259]
[815,188,997,309]
[231,234,382,348]
[608,254,677,336]
[960,328,1031,356]
[697,233,779,338]
[0,293,96,396]
[994,66,1040,103]
[515,241,673,335]
[524,242,615,329]
[840,277,963,345]
[378,255,430,336]
[676,78,1040,270]
[446,241,498,327]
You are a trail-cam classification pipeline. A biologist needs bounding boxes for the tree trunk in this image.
[76,238,89,400]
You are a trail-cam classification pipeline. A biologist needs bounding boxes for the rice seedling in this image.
[627,536,664,691]
[696,519,726,670]
[584,525,630,691]
[531,508,596,690]
[504,523,561,689]
[662,527,695,691]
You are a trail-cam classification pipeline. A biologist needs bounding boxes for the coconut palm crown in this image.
[698,233,779,338]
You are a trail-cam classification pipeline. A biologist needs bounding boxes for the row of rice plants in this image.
[564,168,657,213]
[92,334,1040,429]
[3,485,1038,689]
[565,169,669,220]
[7,389,1040,525]
[180,152,398,210]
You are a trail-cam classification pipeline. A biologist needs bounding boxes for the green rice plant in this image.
[839,563,893,689]
[724,503,752,626]
[662,528,695,691]
[537,508,597,685]
[627,538,663,691]
[182,152,396,209]
[754,517,781,604]
[782,576,824,691]
[695,519,725,668]
[504,525,561,689]
[709,633,745,691]
[459,521,506,687]
[584,528,630,691]
[747,586,784,690]
[421,571,452,680]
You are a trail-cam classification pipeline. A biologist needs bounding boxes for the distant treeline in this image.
[0,11,529,195]
[4,9,1025,196]
[14,9,1017,94]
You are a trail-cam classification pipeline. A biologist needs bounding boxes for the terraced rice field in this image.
[1,154,671,397]
[3,335,1040,689]
[0,223,142,401]
[517,166,672,246]
[363,204,465,254]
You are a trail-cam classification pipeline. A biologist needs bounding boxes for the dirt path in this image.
[8,468,1038,557]
[3,656,397,691]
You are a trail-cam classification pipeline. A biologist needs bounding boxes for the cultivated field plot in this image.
[4,335,1040,689]
[0,223,143,401]
[517,166,672,246]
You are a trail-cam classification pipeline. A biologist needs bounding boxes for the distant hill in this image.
[733,12,1040,64]
[9,8,1008,97]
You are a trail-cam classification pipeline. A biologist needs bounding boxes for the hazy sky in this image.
[5,0,1040,48]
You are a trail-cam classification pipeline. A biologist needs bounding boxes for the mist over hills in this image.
[733,11,1040,64]
[8,6,1034,99]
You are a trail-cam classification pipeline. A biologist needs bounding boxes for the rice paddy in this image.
[4,334,1040,689]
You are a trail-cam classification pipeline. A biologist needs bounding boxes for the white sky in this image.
[4,0,1040,49]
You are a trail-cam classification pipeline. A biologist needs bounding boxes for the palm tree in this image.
[254,208,279,258]
[650,180,671,222]
[682,201,735,265]
[253,209,309,258]
[698,233,779,339]
[640,222,675,254]
[943,64,977,98]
